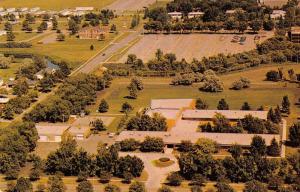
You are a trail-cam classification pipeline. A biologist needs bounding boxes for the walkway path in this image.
[119,152,179,191]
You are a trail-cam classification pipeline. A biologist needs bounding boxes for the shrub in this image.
[166,172,183,186]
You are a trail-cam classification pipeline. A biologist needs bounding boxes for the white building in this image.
[60,9,73,17]
[75,7,94,11]
[188,11,204,19]
[0,30,7,36]
[6,8,16,13]
[270,10,286,19]
[168,12,183,20]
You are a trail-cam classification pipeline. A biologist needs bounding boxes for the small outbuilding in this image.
[36,125,70,142]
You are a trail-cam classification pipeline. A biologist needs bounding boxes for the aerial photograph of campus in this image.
[0,0,300,191]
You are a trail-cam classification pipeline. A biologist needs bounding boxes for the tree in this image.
[263,19,274,31]
[289,123,300,146]
[4,22,12,31]
[121,102,133,113]
[129,181,146,192]
[39,74,55,92]
[250,136,267,157]
[99,99,109,113]
[52,17,58,30]
[282,96,290,114]
[195,138,218,154]
[68,19,79,35]
[266,70,280,81]
[243,180,267,192]
[90,45,94,51]
[116,155,144,177]
[110,24,117,32]
[104,184,121,192]
[29,168,40,181]
[267,138,280,157]
[91,119,106,132]
[217,98,229,110]
[167,172,183,186]
[99,171,112,183]
[140,137,164,152]
[130,77,144,91]
[77,181,93,192]
[13,79,29,96]
[237,21,248,33]
[14,177,33,192]
[268,176,283,190]
[196,98,208,109]
[190,185,203,192]
[241,102,251,110]
[228,144,243,159]
[57,33,65,41]
[120,138,140,151]
[158,186,173,192]
[249,20,262,33]
[48,175,66,192]
[6,31,15,41]
[201,73,224,92]
[215,182,235,192]
[128,83,138,99]
[231,78,250,90]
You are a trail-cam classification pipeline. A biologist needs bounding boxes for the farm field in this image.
[105,0,158,12]
[0,0,116,10]
[119,32,274,62]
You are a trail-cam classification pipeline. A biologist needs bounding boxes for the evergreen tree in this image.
[121,102,133,113]
[52,17,58,30]
[289,123,300,146]
[196,98,208,109]
[99,99,109,113]
[77,180,93,192]
[250,136,267,157]
[14,177,33,192]
[129,181,146,192]
[128,84,138,99]
[104,184,121,192]
[282,96,290,114]
[217,98,229,110]
[48,175,66,192]
[267,138,280,157]
[92,119,106,132]
[6,31,15,41]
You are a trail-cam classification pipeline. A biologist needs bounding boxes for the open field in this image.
[119,32,274,62]
[105,0,157,12]
[0,0,115,10]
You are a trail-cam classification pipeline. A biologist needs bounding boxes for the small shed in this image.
[36,124,70,142]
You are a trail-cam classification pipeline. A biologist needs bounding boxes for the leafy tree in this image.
[249,20,262,33]
[129,181,146,192]
[231,78,251,90]
[178,140,193,152]
[289,123,300,146]
[215,182,235,192]
[52,17,58,30]
[99,99,109,113]
[263,19,274,31]
[14,177,33,192]
[68,19,79,35]
[116,155,144,178]
[91,119,106,132]
[13,78,29,96]
[190,174,206,186]
[119,138,140,151]
[121,102,133,113]
[201,71,224,92]
[4,22,13,31]
[266,70,280,81]
[196,98,208,109]
[57,33,65,41]
[104,184,121,192]
[167,172,183,186]
[77,180,94,192]
[228,144,243,159]
[250,136,267,157]
[195,138,218,154]
[47,175,66,192]
[267,138,280,157]
[243,180,267,192]
[241,102,251,110]
[126,113,167,131]
[217,98,229,110]
[128,83,138,99]
[99,171,112,183]
[140,136,164,152]
[6,31,15,41]
[29,168,40,181]
[267,176,283,190]
[110,24,117,32]
[190,185,203,192]
[158,186,173,192]
[39,74,55,92]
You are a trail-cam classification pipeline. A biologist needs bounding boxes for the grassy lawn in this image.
[0,0,116,10]
[0,58,32,80]
[0,32,39,42]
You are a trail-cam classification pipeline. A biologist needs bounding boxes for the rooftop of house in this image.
[146,109,180,120]
[36,124,70,135]
[150,99,194,110]
[188,11,204,15]
[182,109,268,120]
[168,12,183,15]
[116,131,280,146]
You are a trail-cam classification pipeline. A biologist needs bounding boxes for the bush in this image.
[231,78,250,90]
[119,138,140,151]
[166,172,183,186]
[195,138,218,154]
[140,137,164,152]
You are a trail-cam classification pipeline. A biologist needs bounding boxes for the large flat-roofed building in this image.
[79,26,106,40]
[36,125,70,142]
[116,131,280,147]
[182,109,268,121]
[289,27,300,43]
[150,99,194,110]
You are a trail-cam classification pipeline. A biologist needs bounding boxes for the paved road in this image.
[74,30,141,74]
[119,152,179,191]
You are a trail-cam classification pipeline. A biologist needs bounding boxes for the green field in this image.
[0,58,32,80]
[0,0,116,10]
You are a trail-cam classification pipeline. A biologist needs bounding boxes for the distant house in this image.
[0,30,6,36]
[19,7,28,12]
[168,12,183,20]
[270,10,286,19]
[36,124,70,142]
[79,26,106,40]
[7,77,15,87]
[35,61,60,80]
[6,8,16,13]
[60,9,72,17]
[0,95,10,104]
[75,7,94,11]
[289,26,300,43]
[68,126,91,140]
[30,7,40,13]
[188,11,204,19]
[0,7,4,12]
[0,78,3,87]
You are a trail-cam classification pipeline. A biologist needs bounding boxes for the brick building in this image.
[78,26,106,40]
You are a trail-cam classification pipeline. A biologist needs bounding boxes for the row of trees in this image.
[24,72,112,122]
[126,112,167,131]
[119,137,164,152]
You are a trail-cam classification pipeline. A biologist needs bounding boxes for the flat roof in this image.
[151,99,193,110]
[36,124,70,135]
[116,131,280,146]
[145,109,180,120]
[182,110,268,120]
[68,126,90,135]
